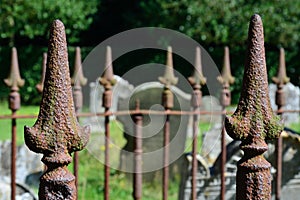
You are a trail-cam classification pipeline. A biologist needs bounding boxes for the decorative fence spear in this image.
[225,14,283,199]
[272,47,289,200]
[217,46,235,200]
[4,47,25,200]
[71,46,88,199]
[36,52,47,93]
[188,46,206,200]
[99,46,116,200]
[24,20,90,200]
[159,46,178,200]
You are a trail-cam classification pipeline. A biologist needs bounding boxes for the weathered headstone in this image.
[179,130,300,200]
[0,141,41,200]
[117,82,191,180]
[88,75,134,132]
[269,82,300,124]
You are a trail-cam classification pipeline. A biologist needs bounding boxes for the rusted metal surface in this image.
[272,47,290,200]
[217,46,235,200]
[36,53,47,93]
[225,14,283,200]
[188,46,206,200]
[99,46,116,200]
[159,46,178,200]
[24,20,90,200]
[71,46,88,199]
[4,47,25,200]
[133,100,143,200]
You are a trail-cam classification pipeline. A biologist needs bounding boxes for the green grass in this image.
[0,102,39,144]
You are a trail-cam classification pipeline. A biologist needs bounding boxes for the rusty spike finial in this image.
[188,46,207,87]
[71,47,87,111]
[36,53,47,93]
[217,46,235,86]
[225,14,283,199]
[159,46,178,87]
[272,47,290,86]
[99,46,116,109]
[4,47,25,91]
[24,19,90,200]
[71,47,87,87]
[99,46,116,90]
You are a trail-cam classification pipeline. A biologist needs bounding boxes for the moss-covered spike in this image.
[225,14,283,200]
[158,46,178,87]
[217,46,235,86]
[25,19,89,159]
[272,47,290,85]
[71,47,87,87]
[225,14,282,141]
[4,47,25,91]
[188,46,206,87]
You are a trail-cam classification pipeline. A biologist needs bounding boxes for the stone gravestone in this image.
[117,82,191,180]
[179,130,300,200]
[0,141,42,200]
[87,75,134,132]
[269,82,300,124]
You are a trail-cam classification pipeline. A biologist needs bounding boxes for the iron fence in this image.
[0,14,300,200]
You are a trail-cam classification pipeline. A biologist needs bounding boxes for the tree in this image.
[0,0,99,46]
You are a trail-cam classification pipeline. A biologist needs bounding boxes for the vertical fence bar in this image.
[217,46,235,200]
[133,100,143,200]
[24,19,90,200]
[188,46,206,200]
[272,47,290,200]
[225,14,283,199]
[36,53,47,93]
[99,46,116,200]
[159,46,178,200]
[4,47,25,200]
[71,46,88,199]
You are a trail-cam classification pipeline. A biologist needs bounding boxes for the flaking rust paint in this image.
[225,14,282,200]
[24,20,90,200]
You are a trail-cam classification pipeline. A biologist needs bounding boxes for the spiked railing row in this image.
[0,15,293,200]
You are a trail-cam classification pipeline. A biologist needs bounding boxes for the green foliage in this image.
[0,0,98,45]
[136,0,300,48]
[128,0,300,103]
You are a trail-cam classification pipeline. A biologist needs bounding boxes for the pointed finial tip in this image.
[251,14,262,23]
[52,19,64,28]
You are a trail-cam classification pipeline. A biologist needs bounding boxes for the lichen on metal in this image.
[225,14,283,199]
[36,53,47,93]
[24,19,90,200]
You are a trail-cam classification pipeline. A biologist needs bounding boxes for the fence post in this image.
[71,46,88,199]
[272,47,289,200]
[225,14,283,199]
[133,100,143,200]
[159,46,178,200]
[4,47,25,200]
[99,46,116,200]
[188,46,206,200]
[217,46,235,200]
[24,20,90,200]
